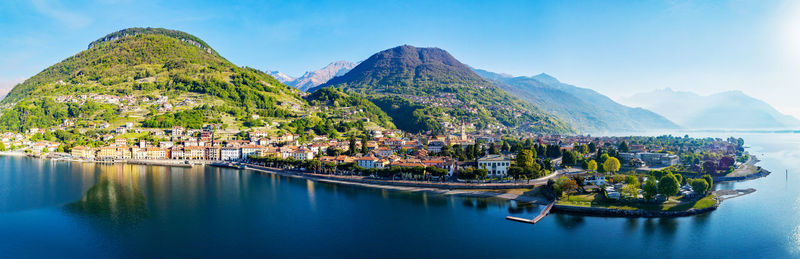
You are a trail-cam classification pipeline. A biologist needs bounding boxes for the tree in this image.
[588,142,597,153]
[536,145,546,158]
[603,157,621,174]
[587,160,598,172]
[643,177,658,200]
[620,184,640,200]
[618,141,630,152]
[348,136,357,155]
[578,144,589,154]
[508,166,525,181]
[488,144,499,155]
[702,160,717,174]
[0,142,5,151]
[702,174,713,188]
[690,178,709,195]
[360,134,368,154]
[516,149,534,168]
[674,174,683,185]
[625,175,639,186]
[658,173,680,196]
[553,176,579,200]
[562,150,578,166]
[501,141,511,152]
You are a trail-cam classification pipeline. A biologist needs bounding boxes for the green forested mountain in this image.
[474,69,679,133]
[312,45,572,134]
[0,28,385,138]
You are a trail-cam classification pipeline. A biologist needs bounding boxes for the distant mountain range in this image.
[312,45,573,134]
[474,69,679,133]
[267,70,294,83]
[269,61,357,91]
[620,88,800,129]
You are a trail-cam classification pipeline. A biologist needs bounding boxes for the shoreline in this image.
[237,164,552,204]
[6,155,762,219]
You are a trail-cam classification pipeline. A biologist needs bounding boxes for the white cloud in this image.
[30,0,92,29]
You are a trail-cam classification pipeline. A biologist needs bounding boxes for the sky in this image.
[1,0,799,116]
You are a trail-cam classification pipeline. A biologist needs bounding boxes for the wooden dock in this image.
[506,202,555,224]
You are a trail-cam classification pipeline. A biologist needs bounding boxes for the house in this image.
[170,147,185,159]
[477,154,511,177]
[583,175,606,186]
[147,147,166,160]
[206,146,221,161]
[640,152,679,167]
[114,138,128,147]
[116,146,131,159]
[221,147,241,161]
[292,148,314,161]
[250,131,269,140]
[427,140,446,153]
[71,146,94,159]
[377,147,394,157]
[240,145,261,159]
[184,146,205,160]
[131,147,148,160]
[97,146,117,159]
[357,156,379,169]
[171,126,185,137]
[605,186,621,200]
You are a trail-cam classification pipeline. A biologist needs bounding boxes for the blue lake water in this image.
[1,133,799,258]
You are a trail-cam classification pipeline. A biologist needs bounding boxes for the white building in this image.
[221,147,241,161]
[240,145,261,159]
[357,156,379,169]
[292,149,314,161]
[477,155,511,177]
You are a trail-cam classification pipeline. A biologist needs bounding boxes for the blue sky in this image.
[1,0,799,116]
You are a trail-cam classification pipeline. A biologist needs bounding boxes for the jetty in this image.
[506,201,555,224]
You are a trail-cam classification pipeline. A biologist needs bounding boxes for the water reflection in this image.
[65,164,148,224]
[553,214,585,230]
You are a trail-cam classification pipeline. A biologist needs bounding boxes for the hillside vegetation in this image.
[314,45,572,134]
[0,28,388,138]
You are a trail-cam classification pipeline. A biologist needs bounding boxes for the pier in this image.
[506,201,554,224]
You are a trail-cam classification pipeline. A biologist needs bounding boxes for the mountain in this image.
[474,69,679,133]
[267,70,295,83]
[312,45,572,134]
[620,88,800,129]
[287,61,356,91]
[0,27,310,132]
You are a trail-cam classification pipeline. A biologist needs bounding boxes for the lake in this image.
[1,133,799,258]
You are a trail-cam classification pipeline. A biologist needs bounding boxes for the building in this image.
[221,147,241,161]
[71,146,94,159]
[97,146,117,160]
[131,147,148,160]
[639,152,679,167]
[184,146,206,160]
[292,148,314,161]
[357,156,379,169]
[477,155,511,177]
[206,146,221,161]
[147,147,166,160]
[427,140,446,153]
[240,145,261,159]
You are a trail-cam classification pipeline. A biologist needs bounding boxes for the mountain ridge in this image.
[313,45,573,134]
[620,88,800,129]
[289,61,356,91]
[473,69,679,133]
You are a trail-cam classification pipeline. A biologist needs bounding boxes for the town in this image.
[1,121,749,186]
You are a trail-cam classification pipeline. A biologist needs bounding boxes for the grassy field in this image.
[558,193,717,211]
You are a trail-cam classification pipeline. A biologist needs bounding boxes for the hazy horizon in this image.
[2,0,800,118]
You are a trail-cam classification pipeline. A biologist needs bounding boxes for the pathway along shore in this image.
[230,163,555,204]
